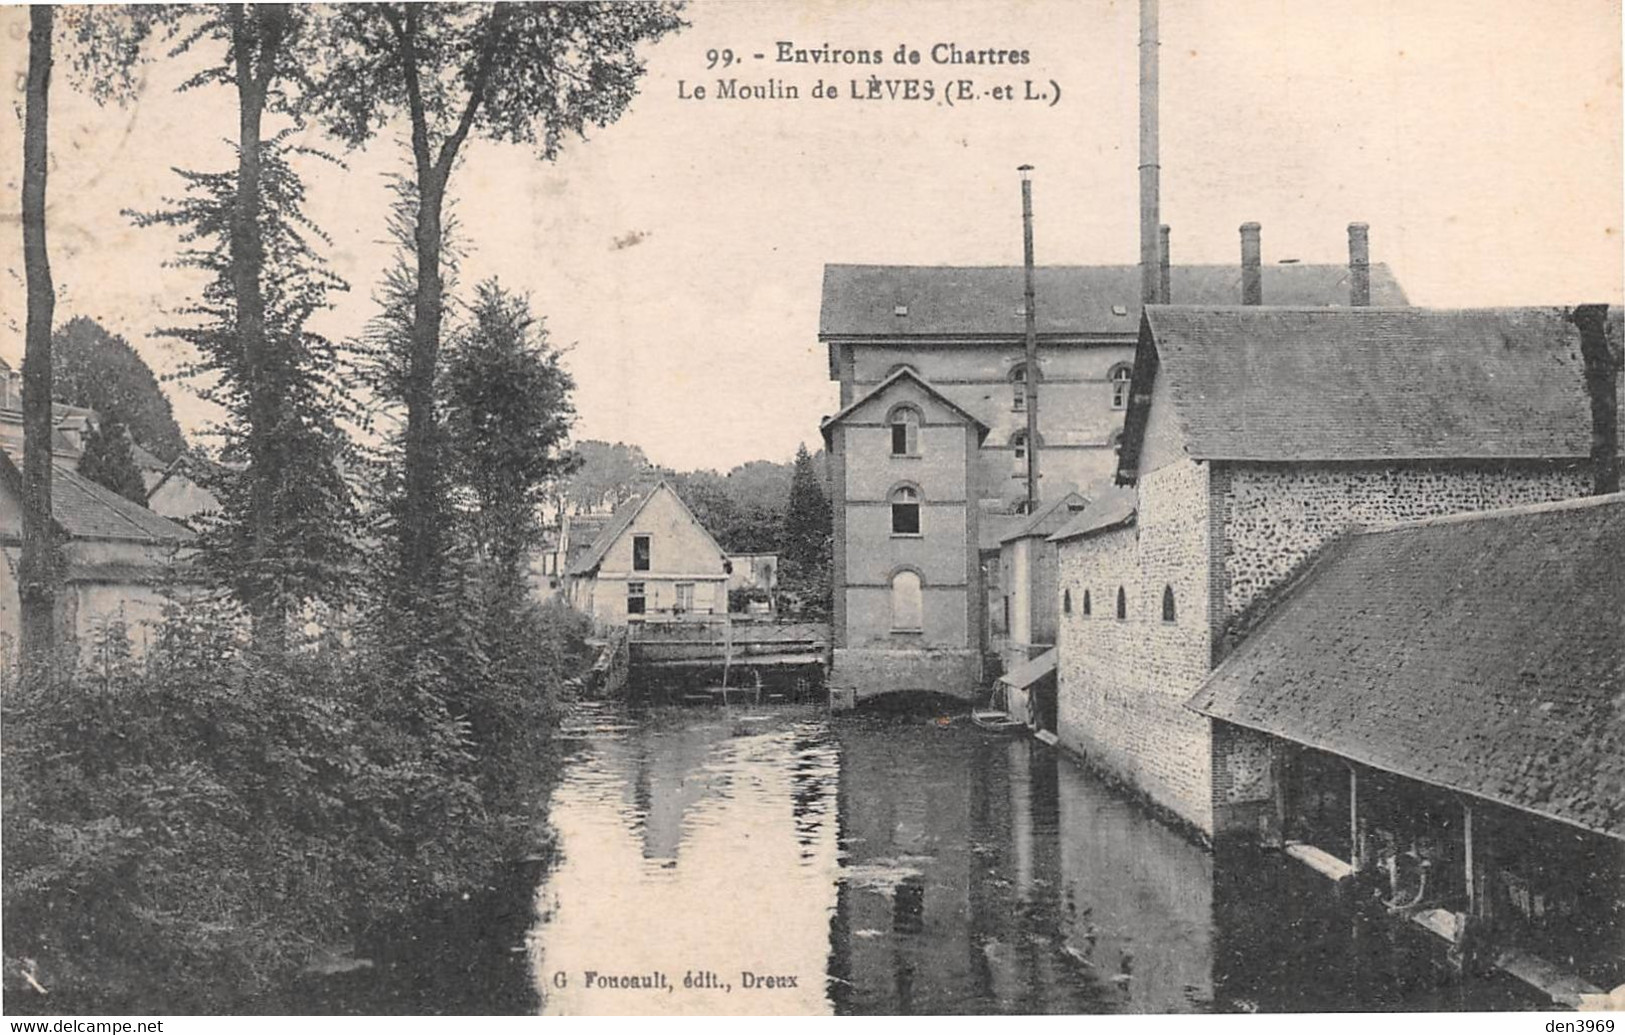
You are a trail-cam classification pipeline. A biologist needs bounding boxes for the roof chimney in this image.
[1240,222,1262,305]
[1348,222,1371,307]
[1159,224,1172,304]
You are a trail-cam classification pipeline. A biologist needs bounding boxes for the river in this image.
[302,699,1542,1014]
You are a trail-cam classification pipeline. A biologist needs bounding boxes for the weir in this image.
[626,617,830,701]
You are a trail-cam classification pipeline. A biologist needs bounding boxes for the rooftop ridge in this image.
[1359,491,1625,535]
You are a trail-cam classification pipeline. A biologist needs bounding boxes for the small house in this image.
[564,481,731,626]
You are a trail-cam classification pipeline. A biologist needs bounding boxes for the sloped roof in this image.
[566,482,729,579]
[999,492,1091,544]
[1049,485,1138,543]
[820,264,1407,339]
[978,509,1027,552]
[1126,306,1618,467]
[1188,493,1625,840]
[820,366,990,440]
[51,462,196,542]
[997,646,1057,691]
[0,451,195,544]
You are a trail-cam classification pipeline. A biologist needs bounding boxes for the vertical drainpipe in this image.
[1020,165,1040,513]
[1240,222,1262,305]
[1140,0,1161,309]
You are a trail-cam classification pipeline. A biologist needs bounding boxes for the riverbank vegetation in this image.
[4,2,681,1013]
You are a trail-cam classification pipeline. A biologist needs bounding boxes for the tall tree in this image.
[317,2,684,600]
[134,148,358,637]
[443,281,576,585]
[20,5,60,679]
[782,443,830,571]
[553,439,656,518]
[53,316,188,463]
[131,6,361,642]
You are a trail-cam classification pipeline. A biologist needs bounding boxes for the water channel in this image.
[303,700,1543,1014]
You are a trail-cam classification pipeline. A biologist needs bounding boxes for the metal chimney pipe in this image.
[1139,0,1160,307]
[1240,222,1262,305]
[1019,165,1040,512]
[1159,224,1172,304]
[1348,222,1371,306]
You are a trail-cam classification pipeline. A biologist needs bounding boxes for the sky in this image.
[1,0,1621,472]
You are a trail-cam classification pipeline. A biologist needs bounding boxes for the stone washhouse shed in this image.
[1050,304,1621,842]
[0,451,195,660]
[1189,494,1625,1007]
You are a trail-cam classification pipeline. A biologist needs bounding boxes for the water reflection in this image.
[305,700,1547,1013]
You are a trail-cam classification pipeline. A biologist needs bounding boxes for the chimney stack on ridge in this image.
[1240,222,1262,305]
[1159,225,1172,304]
[1348,222,1371,307]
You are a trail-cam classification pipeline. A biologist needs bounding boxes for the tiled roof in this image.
[820,264,1407,339]
[50,463,196,542]
[565,482,728,578]
[0,451,194,544]
[999,492,1091,544]
[1048,485,1138,543]
[1133,305,1619,464]
[1188,493,1625,840]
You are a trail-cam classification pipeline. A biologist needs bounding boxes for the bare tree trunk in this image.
[388,3,506,602]
[19,4,58,683]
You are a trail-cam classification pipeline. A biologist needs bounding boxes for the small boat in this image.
[971,684,1027,733]
[972,707,1028,733]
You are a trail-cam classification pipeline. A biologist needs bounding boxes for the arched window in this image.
[891,570,923,632]
[1063,589,1072,614]
[1082,590,1092,616]
[888,404,921,457]
[1116,586,1127,620]
[1011,362,1039,411]
[1110,363,1133,410]
[1162,585,1177,623]
[890,485,921,535]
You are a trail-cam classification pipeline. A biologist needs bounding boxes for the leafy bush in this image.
[1,587,586,1013]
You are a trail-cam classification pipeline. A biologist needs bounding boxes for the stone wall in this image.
[832,646,982,700]
[1056,456,1214,835]
[1215,461,1593,623]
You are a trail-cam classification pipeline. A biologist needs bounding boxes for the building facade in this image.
[820,249,1405,699]
[1052,305,1621,839]
[565,482,732,627]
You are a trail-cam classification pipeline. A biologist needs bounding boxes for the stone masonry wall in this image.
[1216,461,1593,623]
[1056,456,1214,835]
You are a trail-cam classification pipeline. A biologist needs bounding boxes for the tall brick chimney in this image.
[1159,224,1172,303]
[1240,222,1262,305]
[1348,222,1371,306]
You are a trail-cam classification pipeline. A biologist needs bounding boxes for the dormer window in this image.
[889,404,921,456]
[1110,364,1133,410]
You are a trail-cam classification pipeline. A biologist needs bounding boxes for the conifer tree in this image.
[76,420,148,504]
